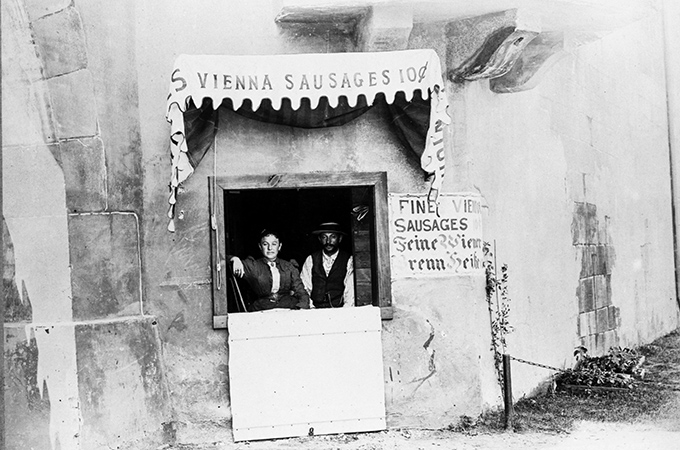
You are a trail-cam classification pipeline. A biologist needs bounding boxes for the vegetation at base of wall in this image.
[555,346,646,389]
[445,328,680,434]
[483,241,514,393]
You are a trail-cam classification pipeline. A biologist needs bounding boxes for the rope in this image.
[211,132,221,291]
[509,356,567,373]
[508,355,680,394]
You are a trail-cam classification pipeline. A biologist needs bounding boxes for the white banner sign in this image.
[389,194,484,277]
[165,50,450,231]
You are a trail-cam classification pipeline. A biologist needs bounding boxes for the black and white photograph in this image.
[3,1,680,449]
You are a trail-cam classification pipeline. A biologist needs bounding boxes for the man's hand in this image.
[231,257,244,277]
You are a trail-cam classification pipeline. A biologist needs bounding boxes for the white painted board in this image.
[228,306,386,441]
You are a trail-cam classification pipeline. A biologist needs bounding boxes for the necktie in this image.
[268,261,280,294]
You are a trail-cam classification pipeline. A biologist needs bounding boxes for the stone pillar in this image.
[2,0,169,448]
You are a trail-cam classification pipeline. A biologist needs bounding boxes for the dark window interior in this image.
[223,187,376,313]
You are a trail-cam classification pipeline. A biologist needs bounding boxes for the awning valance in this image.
[166,49,450,231]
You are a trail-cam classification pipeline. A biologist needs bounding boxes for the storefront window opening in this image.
[209,172,392,328]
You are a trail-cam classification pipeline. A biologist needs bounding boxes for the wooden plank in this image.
[213,314,227,329]
[215,172,387,190]
[380,306,394,320]
[228,307,386,441]
[351,187,373,307]
[355,268,372,283]
[209,177,229,328]
[373,173,392,309]
[227,306,382,339]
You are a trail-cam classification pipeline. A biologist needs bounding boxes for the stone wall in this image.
[459,9,679,396]
[2,0,170,448]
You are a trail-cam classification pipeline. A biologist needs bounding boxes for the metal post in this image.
[503,353,514,429]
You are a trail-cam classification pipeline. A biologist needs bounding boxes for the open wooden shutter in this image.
[351,186,373,307]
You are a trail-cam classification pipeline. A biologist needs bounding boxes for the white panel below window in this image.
[228,306,386,442]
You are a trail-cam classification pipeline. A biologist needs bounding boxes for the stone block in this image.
[571,214,586,246]
[593,332,606,356]
[595,308,609,334]
[593,275,610,309]
[607,306,620,330]
[590,246,603,276]
[577,312,590,337]
[583,203,598,244]
[594,245,611,275]
[579,246,595,278]
[75,317,172,448]
[597,215,613,246]
[23,0,71,21]
[1,77,56,146]
[32,6,88,78]
[603,330,619,353]
[580,334,596,355]
[68,213,141,320]
[60,137,107,212]
[605,274,612,306]
[358,4,413,51]
[587,311,597,336]
[76,0,144,212]
[3,325,51,449]
[577,277,594,312]
[3,316,173,449]
[572,202,599,245]
[46,69,97,139]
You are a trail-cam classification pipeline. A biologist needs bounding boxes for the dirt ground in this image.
[165,391,680,450]
[165,330,680,450]
[166,414,679,450]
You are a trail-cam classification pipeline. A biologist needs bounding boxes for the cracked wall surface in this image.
[2,0,168,448]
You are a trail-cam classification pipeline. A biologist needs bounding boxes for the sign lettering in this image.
[389,194,484,277]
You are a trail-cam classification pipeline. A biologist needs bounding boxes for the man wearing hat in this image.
[300,222,355,308]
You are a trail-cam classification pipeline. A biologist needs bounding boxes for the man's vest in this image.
[310,250,350,308]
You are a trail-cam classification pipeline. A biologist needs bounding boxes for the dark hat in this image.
[311,222,346,236]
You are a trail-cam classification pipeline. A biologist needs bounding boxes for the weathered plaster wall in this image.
[137,0,494,437]
[137,0,680,441]
[2,0,170,448]
[458,10,680,397]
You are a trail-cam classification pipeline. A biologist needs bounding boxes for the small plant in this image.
[556,346,646,390]
[483,241,514,393]
[446,415,478,434]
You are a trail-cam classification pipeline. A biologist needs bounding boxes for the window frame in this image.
[209,171,393,329]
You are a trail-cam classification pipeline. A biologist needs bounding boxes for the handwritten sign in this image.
[389,193,484,277]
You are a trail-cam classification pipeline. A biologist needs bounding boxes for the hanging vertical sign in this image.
[389,193,484,277]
